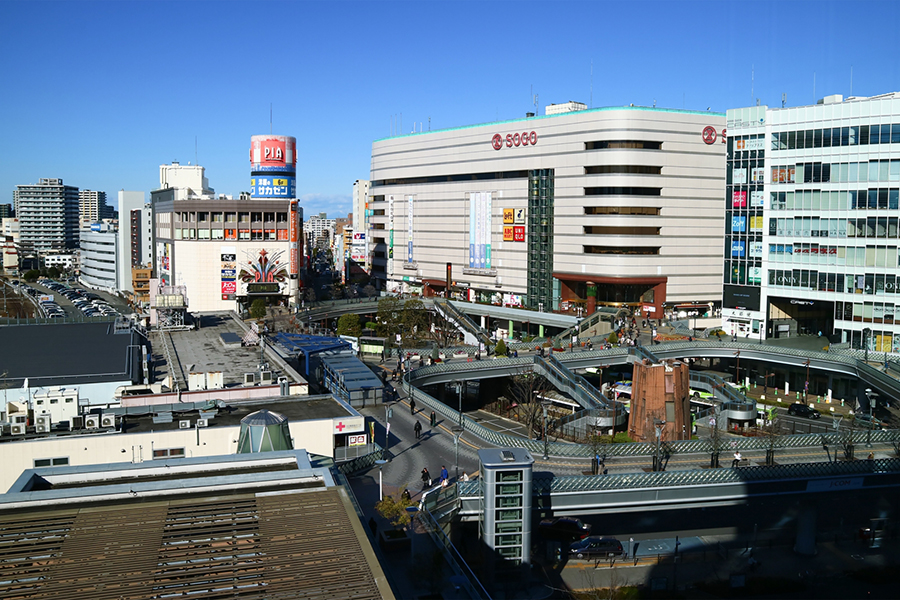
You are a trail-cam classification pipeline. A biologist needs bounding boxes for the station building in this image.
[367,103,726,318]
[722,92,900,348]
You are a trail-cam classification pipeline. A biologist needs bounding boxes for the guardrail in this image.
[536,354,608,410]
[434,298,493,350]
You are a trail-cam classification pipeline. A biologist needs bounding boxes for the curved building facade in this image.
[368,105,726,317]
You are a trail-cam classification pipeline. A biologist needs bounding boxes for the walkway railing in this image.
[535,354,609,410]
[433,298,493,350]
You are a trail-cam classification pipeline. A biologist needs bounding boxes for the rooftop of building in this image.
[0,450,391,600]
[0,320,144,388]
[374,103,726,143]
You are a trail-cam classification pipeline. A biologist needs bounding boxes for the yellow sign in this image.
[503,208,515,224]
[503,226,515,241]
[273,178,288,186]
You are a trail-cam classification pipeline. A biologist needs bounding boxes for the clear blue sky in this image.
[1,0,898,217]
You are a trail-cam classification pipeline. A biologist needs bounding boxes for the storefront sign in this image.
[492,131,538,150]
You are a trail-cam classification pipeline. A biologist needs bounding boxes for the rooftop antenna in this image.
[590,59,593,109]
[782,93,786,108]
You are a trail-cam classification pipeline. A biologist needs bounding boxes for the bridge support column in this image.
[793,502,818,556]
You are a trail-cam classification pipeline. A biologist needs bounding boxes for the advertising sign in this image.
[733,168,747,184]
[503,226,515,241]
[221,269,236,279]
[513,226,526,242]
[749,267,762,284]
[503,208,515,224]
[250,135,297,172]
[221,281,237,294]
[750,191,765,207]
[731,216,746,233]
[468,192,492,269]
[749,242,763,257]
[250,176,296,198]
[514,208,525,224]
[731,241,746,257]
[352,232,365,241]
[732,191,747,207]
[407,195,414,262]
[751,167,765,183]
[750,216,764,231]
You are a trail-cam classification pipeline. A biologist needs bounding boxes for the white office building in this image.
[80,223,119,292]
[368,104,726,316]
[723,92,900,350]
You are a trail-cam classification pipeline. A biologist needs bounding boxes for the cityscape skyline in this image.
[2,0,898,217]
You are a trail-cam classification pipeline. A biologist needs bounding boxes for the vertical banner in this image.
[388,195,395,275]
[468,191,493,269]
[289,200,299,275]
[407,195,414,262]
[446,262,452,294]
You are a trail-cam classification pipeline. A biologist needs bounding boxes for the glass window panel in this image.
[880,161,890,182]
[860,125,871,145]
[842,126,851,146]
[890,190,900,210]
[893,124,900,144]
[849,163,859,182]
[890,161,900,182]
[859,162,868,182]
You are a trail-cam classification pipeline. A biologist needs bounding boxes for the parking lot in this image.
[15,279,130,320]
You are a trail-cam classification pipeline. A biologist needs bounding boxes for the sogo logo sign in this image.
[492,131,538,150]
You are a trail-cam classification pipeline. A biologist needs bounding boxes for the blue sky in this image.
[1,0,898,217]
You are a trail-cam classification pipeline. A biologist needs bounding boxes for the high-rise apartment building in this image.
[0,204,12,219]
[723,92,900,350]
[14,178,80,253]
[352,180,370,271]
[79,190,111,226]
[304,212,335,249]
[118,191,151,293]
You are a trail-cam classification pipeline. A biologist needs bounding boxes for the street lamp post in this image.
[453,427,463,483]
[456,381,463,429]
[375,459,387,501]
[541,401,550,460]
[653,419,666,472]
[865,388,874,449]
[863,327,872,363]
[733,351,740,386]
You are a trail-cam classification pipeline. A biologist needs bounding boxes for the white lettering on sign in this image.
[348,434,367,447]
[806,477,863,492]
[264,146,284,160]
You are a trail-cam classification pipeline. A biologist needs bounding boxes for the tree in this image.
[250,298,267,319]
[336,313,362,337]
[47,266,61,279]
[494,339,507,356]
[374,493,414,527]
[376,296,403,346]
[607,330,618,345]
[402,298,428,344]
[23,269,39,283]
[506,368,554,440]
[303,286,317,303]
[363,284,377,299]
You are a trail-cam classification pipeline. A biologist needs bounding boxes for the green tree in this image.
[47,266,61,279]
[374,493,414,527]
[607,330,619,345]
[337,313,362,337]
[249,298,267,319]
[377,296,403,346]
[402,298,428,344]
[23,269,40,282]
[494,339,507,356]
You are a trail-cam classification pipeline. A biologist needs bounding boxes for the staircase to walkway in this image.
[432,298,493,351]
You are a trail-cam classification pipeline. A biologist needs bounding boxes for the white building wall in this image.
[118,191,146,292]
[80,228,119,291]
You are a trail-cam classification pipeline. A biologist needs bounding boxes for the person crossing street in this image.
[414,420,422,439]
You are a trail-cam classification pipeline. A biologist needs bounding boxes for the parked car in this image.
[788,403,820,419]
[568,536,625,559]
[539,517,592,541]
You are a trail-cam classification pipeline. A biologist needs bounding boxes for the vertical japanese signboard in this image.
[468,192,492,268]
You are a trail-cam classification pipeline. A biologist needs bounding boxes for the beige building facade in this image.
[368,105,726,316]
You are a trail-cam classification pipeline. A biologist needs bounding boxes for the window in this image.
[33,457,69,468]
[584,165,662,175]
[583,226,660,235]
[152,447,186,459]
[585,140,662,150]
[584,187,661,196]
[584,245,660,255]
[584,206,660,216]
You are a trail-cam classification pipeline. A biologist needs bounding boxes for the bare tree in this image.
[506,368,554,440]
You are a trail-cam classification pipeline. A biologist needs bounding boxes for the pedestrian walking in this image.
[410,398,416,414]
[421,467,431,488]
[414,420,422,439]
[391,368,397,381]
[440,465,449,484]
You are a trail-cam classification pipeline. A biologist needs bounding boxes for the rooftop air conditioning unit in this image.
[196,418,208,428]
[36,414,51,429]
[260,371,273,384]
[100,414,115,428]
[85,415,100,429]
[11,423,25,435]
[179,419,191,429]
[36,422,50,433]
[244,373,257,386]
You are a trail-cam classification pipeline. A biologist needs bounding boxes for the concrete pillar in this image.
[586,281,596,315]
[793,502,818,556]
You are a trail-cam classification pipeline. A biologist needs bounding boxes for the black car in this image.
[568,536,624,559]
[539,517,592,541]
[788,403,820,419]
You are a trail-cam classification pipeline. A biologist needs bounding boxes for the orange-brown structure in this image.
[628,359,691,443]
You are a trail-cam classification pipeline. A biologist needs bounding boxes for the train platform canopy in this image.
[321,353,384,407]
[268,332,351,379]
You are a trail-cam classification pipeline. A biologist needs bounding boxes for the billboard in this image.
[732,191,747,207]
[468,192,492,269]
[750,191,765,207]
[250,135,297,172]
[749,241,763,257]
[731,241,746,257]
[250,176,296,198]
[407,195,414,262]
[731,216,746,233]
